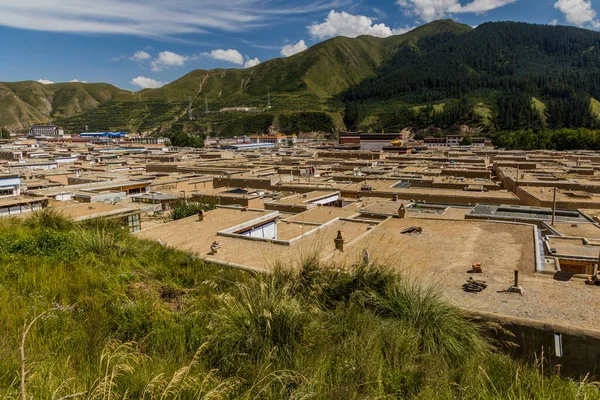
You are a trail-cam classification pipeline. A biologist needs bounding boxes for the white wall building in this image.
[0,175,21,197]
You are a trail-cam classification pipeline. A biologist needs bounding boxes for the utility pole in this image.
[188,96,193,120]
[551,187,557,226]
[205,94,209,114]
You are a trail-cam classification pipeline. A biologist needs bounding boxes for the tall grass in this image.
[0,213,598,399]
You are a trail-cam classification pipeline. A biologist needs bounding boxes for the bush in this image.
[170,199,217,221]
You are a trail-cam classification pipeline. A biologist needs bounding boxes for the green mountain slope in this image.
[5,20,600,136]
[343,22,600,132]
[0,81,129,130]
[57,20,471,134]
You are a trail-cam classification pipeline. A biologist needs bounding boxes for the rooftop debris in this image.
[462,278,488,293]
[401,226,423,234]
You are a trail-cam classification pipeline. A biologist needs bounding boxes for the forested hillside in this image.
[343,22,600,132]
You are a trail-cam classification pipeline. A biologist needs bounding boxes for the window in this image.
[554,333,563,357]
[126,214,141,232]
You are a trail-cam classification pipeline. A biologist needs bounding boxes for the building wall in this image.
[213,177,274,190]
[474,311,600,378]
[359,141,389,151]
[342,189,521,206]
[440,169,492,179]
[240,220,277,239]
[0,177,21,197]
[0,201,45,216]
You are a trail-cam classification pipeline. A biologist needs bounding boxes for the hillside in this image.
[57,19,472,134]
[0,81,129,130]
[343,22,600,132]
[1,212,598,398]
[3,20,600,136]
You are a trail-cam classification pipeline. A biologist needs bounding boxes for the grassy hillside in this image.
[0,81,129,130]
[0,211,598,399]
[56,20,471,135]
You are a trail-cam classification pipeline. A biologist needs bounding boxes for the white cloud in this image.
[309,10,413,39]
[373,7,388,19]
[455,0,517,13]
[130,76,165,89]
[0,0,340,38]
[205,49,245,65]
[281,40,308,57]
[554,0,600,28]
[151,51,189,71]
[397,0,517,22]
[131,50,151,61]
[549,19,559,26]
[69,79,88,83]
[244,57,261,68]
[36,79,54,84]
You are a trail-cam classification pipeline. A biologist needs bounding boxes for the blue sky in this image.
[0,0,599,91]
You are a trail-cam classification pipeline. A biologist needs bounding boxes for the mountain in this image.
[2,20,600,136]
[55,19,471,135]
[343,22,600,132]
[0,81,130,130]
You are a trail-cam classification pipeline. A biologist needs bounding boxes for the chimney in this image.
[398,204,407,219]
[334,230,345,252]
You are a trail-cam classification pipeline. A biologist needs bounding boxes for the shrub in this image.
[367,280,491,365]
[170,199,217,221]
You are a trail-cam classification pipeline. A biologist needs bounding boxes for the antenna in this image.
[267,86,271,108]
[205,94,209,114]
[188,96,194,120]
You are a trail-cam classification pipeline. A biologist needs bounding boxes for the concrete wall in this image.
[474,311,600,378]
[213,177,274,190]
[440,169,492,179]
[342,189,521,206]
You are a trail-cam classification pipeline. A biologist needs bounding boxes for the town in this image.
[3,126,600,340]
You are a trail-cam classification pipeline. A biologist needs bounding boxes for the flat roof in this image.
[0,196,46,207]
[546,236,600,259]
[551,222,600,239]
[50,201,138,220]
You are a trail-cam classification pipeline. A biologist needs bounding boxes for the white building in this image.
[0,175,21,197]
[29,125,64,136]
[249,134,297,144]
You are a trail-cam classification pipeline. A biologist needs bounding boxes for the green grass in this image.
[532,97,549,126]
[472,103,494,127]
[591,97,600,120]
[0,211,597,399]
